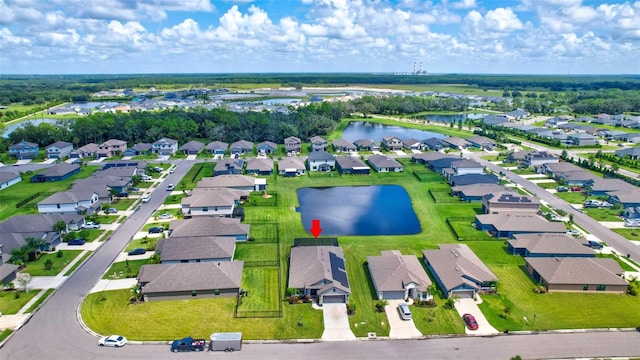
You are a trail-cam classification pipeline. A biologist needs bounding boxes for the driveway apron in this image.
[321,303,356,341]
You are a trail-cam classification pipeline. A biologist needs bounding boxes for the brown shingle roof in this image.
[169,217,249,238]
[367,250,432,293]
[156,236,236,262]
[525,257,626,286]
[138,262,244,293]
[422,244,497,293]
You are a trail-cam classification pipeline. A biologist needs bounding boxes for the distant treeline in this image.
[3,102,345,149]
[1,73,639,106]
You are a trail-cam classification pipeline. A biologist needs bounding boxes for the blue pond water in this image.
[341,116,486,142]
[296,185,421,236]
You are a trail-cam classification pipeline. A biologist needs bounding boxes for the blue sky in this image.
[0,0,638,74]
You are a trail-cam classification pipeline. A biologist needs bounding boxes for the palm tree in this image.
[10,247,29,264]
[25,237,46,261]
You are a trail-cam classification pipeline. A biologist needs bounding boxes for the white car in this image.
[157,213,173,220]
[82,221,101,229]
[169,168,175,174]
[141,195,151,203]
[98,335,127,347]
[167,184,175,191]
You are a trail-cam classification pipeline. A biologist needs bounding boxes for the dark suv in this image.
[148,226,164,234]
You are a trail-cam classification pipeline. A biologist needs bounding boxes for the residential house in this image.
[425,156,460,172]
[196,174,266,193]
[602,130,628,141]
[506,150,531,163]
[441,137,470,150]
[284,136,301,154]
[353,139,379,151]
[180,140,205,155]
[381,136,403,151]
[475,213,566,238]
[608,190,640,208]
[449,173,499,187]
[451,184,510,202]
[506,109,530,120]
[245,158,274,176]
[181,188,243,218]
[422,244,498,298]
[0,213,84,252]
[367,154,403,173]
[590,178,634,196]
[522,151,559,168]
[481,115,509,126]
[8,141,39,159]
[37,189,101,215]
[97,139,127,158]
[230,140,254,155]
[278,157,306,176]
[568,133,598,146]
[466,135,496,150]
[0,244,19,285]
[169,217,249,241]
[288,245,350,304]
[214,158,245,176]
[545,117,570,128]
[101,160,147,172]
[123,143,152,157]
[402,138,422,151]
[137,262,244,301]
[309,136,328,152]
[482,191,540,214]
[0,171,21,190]
[525,257,627,294]
[448,159,484,177]
[421,137,447,151]
[507,233,595,257]
[332,139,356,153]
[206,141,229,155]
[412,152,449,165]
[307,151,335,172]
[152,137,178,156]
[367,250,432,301]
[257,141,277,155]
[70,143,98,158]
[624,206,640,220]
[155,236,236,264]
[45,141,73,159]
[30,163,81,182]
[335,156,370,175]
[615,147,640,160]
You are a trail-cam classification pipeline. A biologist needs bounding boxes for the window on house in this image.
[582,284,589,291]
[202,207,208,212]
[214,289,220,295]
[192,290,197,297]
[596,284,606,291]
[56,204,61,209]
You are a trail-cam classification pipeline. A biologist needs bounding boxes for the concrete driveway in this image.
[321,304,356,341]
[454,297,499,335]
[385,300,422,339]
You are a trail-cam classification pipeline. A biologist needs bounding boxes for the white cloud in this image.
[451,0,476,9]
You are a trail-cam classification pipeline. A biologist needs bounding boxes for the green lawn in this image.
[64,252,93,276]
[239,267,280,311]
[234,243,279,262]
[85,215,119,224]
[0,290,38,315]
[412,298,465,335]
[22,250,82,276]
[163,194,186,205]
[124,237,158,252]
[82,290,323,340]
[102,259,150,279]
[583,208,623,222]
[612,228,640,241]
[110,199,136,211]
[180,163,216,190]
[0,166,99,221]
[554,191,592,204]
[249,223,278,242]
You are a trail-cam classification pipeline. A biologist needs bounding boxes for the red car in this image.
[462,313,479,330]
[570,186,582,192]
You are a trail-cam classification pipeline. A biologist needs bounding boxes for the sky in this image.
[0,0,639,75]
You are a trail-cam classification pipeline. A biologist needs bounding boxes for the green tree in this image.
[53,220,66,234]
[44,258,53,271]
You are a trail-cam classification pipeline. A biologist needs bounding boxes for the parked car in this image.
[106,208,118,214]
[98,335,127,347]
[171,337,206,352]
[566,229,581,236]
[128,248,146,256]
[397,303,412,320]
[139,175,152,181]
[153,166,162,173]
[556,186,568,192]
[587,240,604,249]
[118,191,129,198]
[67,238,86,246]
[167,184,175,191]
[157,213,173,220]
[462,313,478,330]
[148,226,164,234]
[82,221,101,229]
[141,195,151,203]
[129,186,140,191]
[169,168,175,174]
[570,186,582,192]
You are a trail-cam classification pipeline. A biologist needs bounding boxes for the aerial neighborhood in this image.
[1,84,640,352]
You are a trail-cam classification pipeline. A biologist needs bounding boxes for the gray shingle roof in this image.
[452,184,510,197]
[38,164,80,178]
[138,261,244,293]
[47,141,72,149]
[0,171,20,184]
[278,157,305,170]
[38,189,97,205]
[307,150,335,161]
[335,156,368,170]
[367,250,432,293]
[422,244,498,293]
[509,233,595,256]
[182,188,242,207]
[196,175,256,188]
[476,213,567,233]
[169,217,249,238]
[180,140,205,152]
[288,246,350,294]
[156,236,236,262]
[246,158,273,172]
[367,154,402,169]
[230,140,253,150]
[206,141,229,151]
[525,257,626,286]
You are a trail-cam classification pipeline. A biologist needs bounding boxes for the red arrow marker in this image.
[310,219,322,238]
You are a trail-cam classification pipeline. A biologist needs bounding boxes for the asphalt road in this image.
[2,158,640,359]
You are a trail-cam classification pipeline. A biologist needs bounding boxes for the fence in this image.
[428,189,459,203]
[293,237,339,247]
[412,170,433,182]
[445,217,494,241]
[16,192,54,208]
[244,260,279,267]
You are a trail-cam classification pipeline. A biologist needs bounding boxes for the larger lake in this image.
[296,185,421,236]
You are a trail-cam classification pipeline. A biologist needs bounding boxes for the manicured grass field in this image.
[22,250,82,276]
[124,237,158,252]
[249,223,278,242]
[163,194,186,205]
[612,228,640,241]
[239,267,280,311]
[180,162,216,190]
[583,208,623,222]
[0,166,99,221]
[0,290,38,315]
[86,215,119,224]
[553,191,593,204]
[102,259,149,279]
[110,199,136,211]
[234,243,278,262]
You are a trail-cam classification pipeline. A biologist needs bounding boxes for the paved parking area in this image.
[454,297,499,335]
[385,300,422,339]
[321,304,356,341]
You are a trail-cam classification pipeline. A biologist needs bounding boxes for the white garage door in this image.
[322,295,345,304]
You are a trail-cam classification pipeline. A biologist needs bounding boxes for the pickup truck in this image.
[170,337,206,352]
[82,221,101,229]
